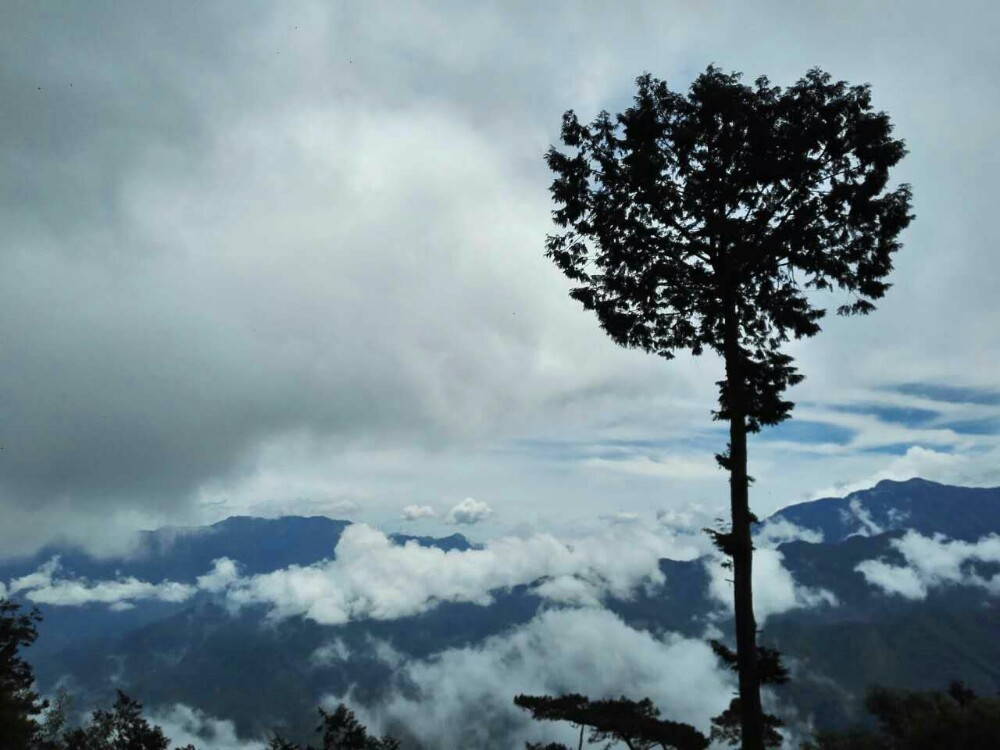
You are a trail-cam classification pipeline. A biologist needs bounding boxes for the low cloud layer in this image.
[8,557,199,609]
[4,522,698,622]
[706,548,838,624]
[5,518,841,629]
[222,522,695,624]
[856,531,1000,599]
[342,607,734,750]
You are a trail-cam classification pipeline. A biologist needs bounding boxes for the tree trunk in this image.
[724,301,765,750]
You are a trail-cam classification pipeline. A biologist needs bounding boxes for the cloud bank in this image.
[222,522,694,624]
[856,531,1000,599]
[9,557,198,608]
[342,608,734,750]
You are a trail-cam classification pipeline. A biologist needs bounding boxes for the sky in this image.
[2,0,999,556]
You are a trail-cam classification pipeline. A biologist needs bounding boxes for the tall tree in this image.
[544,66,912,749]
[0,599,47,750]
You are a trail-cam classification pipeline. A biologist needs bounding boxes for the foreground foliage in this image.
[515,693,708,750]
[269,704,400,750]
[803,682,1000,750]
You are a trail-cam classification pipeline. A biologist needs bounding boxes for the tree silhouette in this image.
[0,599,47,750]
[802,682,1000,749]
[708,640,787,748]
[63,690,170,750]
[269,704,399,750]
[544,66,912,749]
[514,693,708,750]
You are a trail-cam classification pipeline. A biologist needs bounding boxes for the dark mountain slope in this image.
[771,478,1000,543]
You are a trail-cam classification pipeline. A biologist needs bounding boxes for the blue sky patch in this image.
[939,418,1000,436]
[889,383,1000,406]
[828,403,940,427]
[759,420,855,445]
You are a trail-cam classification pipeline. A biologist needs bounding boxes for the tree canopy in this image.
[515,693,708,750]
[545,65,912,750]
[546,66,912,428]
[1,600,47,750]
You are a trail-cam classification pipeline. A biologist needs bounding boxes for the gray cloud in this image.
[2,1,999,552]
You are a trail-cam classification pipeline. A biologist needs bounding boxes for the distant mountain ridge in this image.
[3,478,999,743]
[769,478,1000,543]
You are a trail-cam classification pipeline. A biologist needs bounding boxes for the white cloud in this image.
[340,608,733,750]
[3,517,702,622]
[582,454,719,481]
[841,498,886,538]
[400,504,437,521]
[706,548,837,624]
[195,558,242,593]
[19,575,195,608]
[148,704,266,750]
[810,446,988,502]
[310,638,352,667]
[754,518,824,547]
[222,522,697,625]
[856,531,1000,599]
[8,556,196,607]
[8,557,62,594]
[445,498,493,525]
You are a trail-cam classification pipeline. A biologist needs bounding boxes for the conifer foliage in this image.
[515,693,708,750]
[544,66,912,749]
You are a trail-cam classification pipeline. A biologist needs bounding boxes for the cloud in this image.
[195,558,242,593]
[221,522,696,625]
[856,531,1000,599]
[810,446,997,503]
[754,518,824,547]
[706,548,837,624]
[841,498,886,538]
[582,454,719,481]
[147,704,266,750]
[400,504,437,521]
[310,638,352,667]
[3,517,701,621]
[9,557,196,607]
[2,0,1000,556]
[444,498,493,526]
[338,608,734,750]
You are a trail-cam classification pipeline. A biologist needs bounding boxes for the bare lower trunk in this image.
[725,301,765,750]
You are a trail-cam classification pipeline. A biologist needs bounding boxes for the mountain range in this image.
[3,477,999,748]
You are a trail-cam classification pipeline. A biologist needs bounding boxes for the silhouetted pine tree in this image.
[0,600,48,750]
[515,693,708,749]
[544,66,912,749]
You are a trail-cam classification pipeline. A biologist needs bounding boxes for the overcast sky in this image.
[2,0,999,555]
